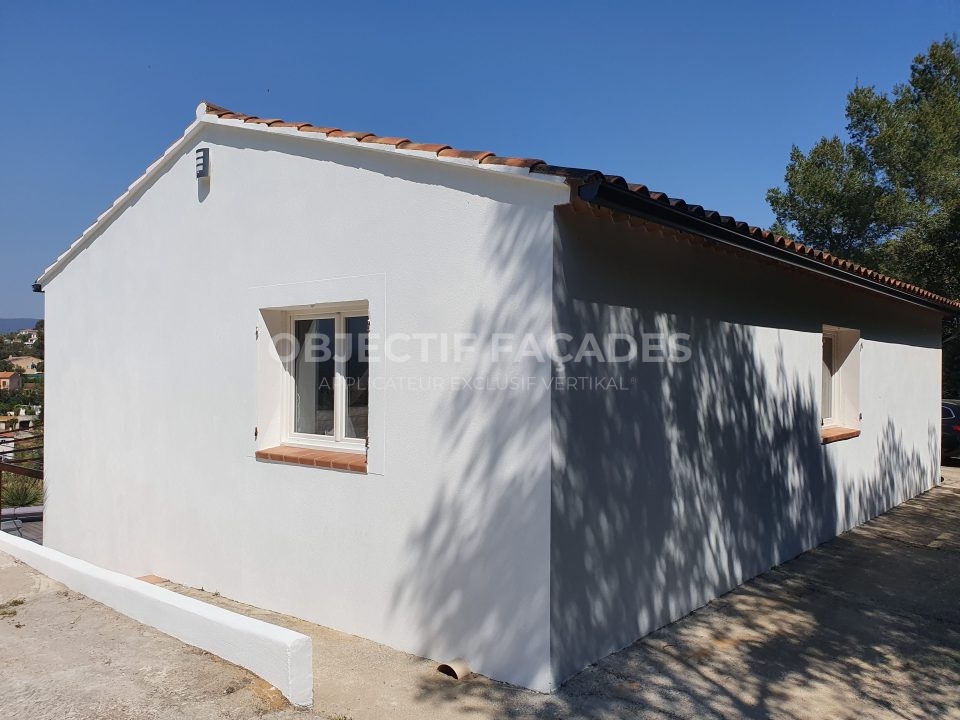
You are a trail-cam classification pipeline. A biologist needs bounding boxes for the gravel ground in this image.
[0,551,298,719]
[3,466,960,719]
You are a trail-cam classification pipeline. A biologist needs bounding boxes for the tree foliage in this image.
[767,37,960,394]
[767,138,897,260]
[769,38,960,276]
[0,383,42,414]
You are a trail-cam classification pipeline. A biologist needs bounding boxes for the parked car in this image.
[943,400,960,461]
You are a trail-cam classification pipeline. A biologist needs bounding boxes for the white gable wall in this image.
[43,123,568,691]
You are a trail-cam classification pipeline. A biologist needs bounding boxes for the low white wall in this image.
[0,532,313,707]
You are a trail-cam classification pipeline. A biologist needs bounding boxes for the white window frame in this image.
[821,328,840,427]
[282,301,368,454]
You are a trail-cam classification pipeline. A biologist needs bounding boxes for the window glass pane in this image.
[344,315,369,439]
[821,335,834,419]
[294,318,335,436]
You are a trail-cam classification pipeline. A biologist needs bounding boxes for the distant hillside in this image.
[0,318,40,334]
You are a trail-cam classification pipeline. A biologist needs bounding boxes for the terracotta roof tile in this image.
[326,130,375,140]
[203,102,231,115]
[480,156,545,168]
[268,121,310,129]
[397,141,451,153]
[360,136,411,146]
[196,101,960,312]
[438,148,495,161]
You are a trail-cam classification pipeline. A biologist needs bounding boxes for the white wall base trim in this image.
[0,532,313,707]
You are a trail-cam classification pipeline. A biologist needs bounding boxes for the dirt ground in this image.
[3,467,960,719]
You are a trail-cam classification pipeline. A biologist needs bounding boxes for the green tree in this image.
[32,319,44,358]
[767,37,960,394]
[767,138,899,261]
[769,37,960,274]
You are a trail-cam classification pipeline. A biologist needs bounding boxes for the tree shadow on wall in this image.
[386,184,557,692]
[390,202,950,718]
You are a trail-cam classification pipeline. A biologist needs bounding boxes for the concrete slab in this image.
[0,552,298,718]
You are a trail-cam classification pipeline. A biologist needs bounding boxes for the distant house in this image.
[0,372,21,392]
[34,101,959,692]
[0,413,34,431]
[7,356,42,375]
[17,329,38,345]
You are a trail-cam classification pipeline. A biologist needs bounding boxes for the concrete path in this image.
[3,468,960,719]
[0,551,293,719]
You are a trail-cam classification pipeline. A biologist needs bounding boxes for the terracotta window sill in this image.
[255,445,367,473]
[821,427,860,445]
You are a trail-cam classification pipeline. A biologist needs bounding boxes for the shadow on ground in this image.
[407,475,960,719]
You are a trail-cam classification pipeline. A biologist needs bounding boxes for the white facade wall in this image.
[549,209,943,681]
[43,123,568,691]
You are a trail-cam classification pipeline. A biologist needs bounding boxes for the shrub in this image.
[0,476,43,508]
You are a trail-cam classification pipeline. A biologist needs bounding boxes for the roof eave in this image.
[578,179,960,316]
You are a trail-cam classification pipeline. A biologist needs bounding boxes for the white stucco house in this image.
[17,329,39,345]
[35,101,957,692]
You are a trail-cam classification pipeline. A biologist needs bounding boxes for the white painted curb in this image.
[0,532,313,707]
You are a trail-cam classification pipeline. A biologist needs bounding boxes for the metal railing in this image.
[0,424,44,486]
[0,424,42,540]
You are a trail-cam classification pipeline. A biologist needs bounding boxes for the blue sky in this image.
[1,1,957,317]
